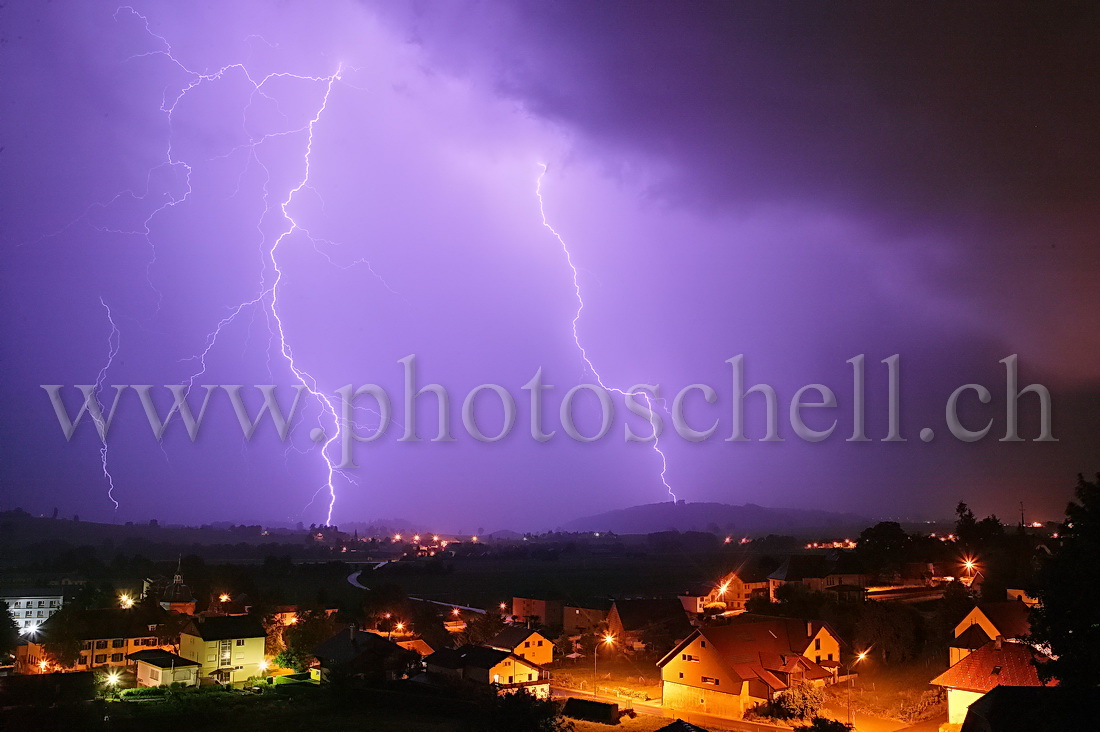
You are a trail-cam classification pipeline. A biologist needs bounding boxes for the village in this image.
[1,489,1091,732]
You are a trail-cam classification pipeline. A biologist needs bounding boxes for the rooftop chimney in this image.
[995,635,1003,650]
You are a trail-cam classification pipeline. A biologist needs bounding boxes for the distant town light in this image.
[499,602,507,611]
[413,535,421,543]
[452,608,461,616]
[432,535,440,542]
[724,536,732,544]
[119,594,134,609]
[394,534,402,541]
[471,536,478,542]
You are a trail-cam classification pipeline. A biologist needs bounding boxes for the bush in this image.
[120,686,170,698]
[757,682,826,720]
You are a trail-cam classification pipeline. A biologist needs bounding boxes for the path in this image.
[345,569,486,613]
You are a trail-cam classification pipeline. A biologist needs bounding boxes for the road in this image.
[551,685,783,732]
[345,569,486,613]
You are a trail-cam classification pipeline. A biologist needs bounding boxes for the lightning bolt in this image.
[94,297,122,512]
[42,7,380,524]
[535,163,677,502]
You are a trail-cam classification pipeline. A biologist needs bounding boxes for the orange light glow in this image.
[219,593,231,602]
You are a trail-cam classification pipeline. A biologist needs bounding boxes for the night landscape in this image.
[2,2,1100,730]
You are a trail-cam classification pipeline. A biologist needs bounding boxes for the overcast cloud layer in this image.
[2,1,1098,530]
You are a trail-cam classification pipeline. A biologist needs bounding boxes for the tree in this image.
[0,601,19,659]
[41,605,86,667]
[278,609,340,672]
[773,682,826,719]
[856,521,911,571]
[1028,473,1100,687]
[477,688,573,732]
[955,502,978,543]
[461,612,504,646]
[854,603,918,664]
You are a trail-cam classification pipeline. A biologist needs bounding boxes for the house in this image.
[960,686,1097,732]
[18,606,172,673]
[657,615,841,720]
[950,600,1031,665]
[0,587,65,634]
[424,644,549,698]
[680,562,773,614]
[511,597,562,627]
[179,615,267,685]
[159,574,196,615]
[488,626,554,666]
[767,554,867,600]
[128,649,200,687]
[311,626,417,683]
[607,599,693,650]
[562,601,610,635]
[931,639,1054,725]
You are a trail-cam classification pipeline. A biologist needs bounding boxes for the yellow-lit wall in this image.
[947,688,984,724]
[512,633,553,666]
[179,632,265,684]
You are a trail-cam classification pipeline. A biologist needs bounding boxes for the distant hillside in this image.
[559,501,872,536]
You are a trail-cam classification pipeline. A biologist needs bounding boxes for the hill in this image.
[559,501,872,537]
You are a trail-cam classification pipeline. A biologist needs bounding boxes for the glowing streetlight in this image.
[452,608,461,616]
[718,581,730,597]
[119,594,134,609]
[595,633,615,690]
[471,536,478,542]
[259,660,269,672]
[393,534,402,542]
[499,602,507,611]
[395,622,405,632]
[219,593,231,603]
[38,660,48,672]
[413,534,421,543]
[432,535,440,542]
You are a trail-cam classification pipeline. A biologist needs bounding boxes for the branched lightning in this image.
[45,6,388,523]
[535,163,677,502]
[93,298,122,511]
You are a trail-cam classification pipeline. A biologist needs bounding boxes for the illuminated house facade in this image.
[179,615,267,685]
[657,615,841,720]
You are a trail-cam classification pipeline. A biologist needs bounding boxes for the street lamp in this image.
[119,594,134,609]
[594,634,615,694]
[846,650,868,726]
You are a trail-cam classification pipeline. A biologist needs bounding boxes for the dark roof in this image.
[931,641,1053,694]
[961,686,1098,732]
[40,606,169,642]
[183,615,266,641]
[951,623,992,650]
[611,599,692,636]
[488,626,544,650]
[161,577,194,604]
[976,600,1031,639]
[0,587,65,599]
[312,628,411,665]
[127,650,200,669]
[768,553,864,582]
[655,721,711,732]
[425,644,538,672]
[562,697,619,723]
[0,671,97,707]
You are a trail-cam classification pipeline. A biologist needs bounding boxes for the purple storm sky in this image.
[2,1,1099,531]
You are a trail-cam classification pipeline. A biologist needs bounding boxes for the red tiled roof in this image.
[661,615,837,693]
[931,641,1053,694]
